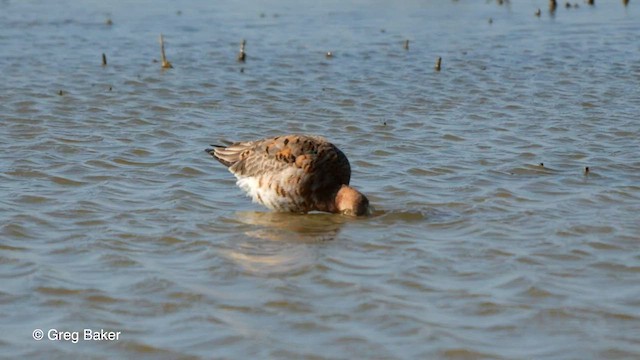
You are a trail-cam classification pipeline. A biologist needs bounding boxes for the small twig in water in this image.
[159,34,173,69]
[237,39,246,63]
[435,57,442,71]
[102,53,107,66]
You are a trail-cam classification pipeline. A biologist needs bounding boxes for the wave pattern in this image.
[1,0,639,358]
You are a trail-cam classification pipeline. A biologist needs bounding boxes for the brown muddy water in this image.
[1,0,640,358]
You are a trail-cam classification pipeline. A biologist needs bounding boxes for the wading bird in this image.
[206,135,371,216]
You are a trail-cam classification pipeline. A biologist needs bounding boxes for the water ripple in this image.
[1,1,639,359]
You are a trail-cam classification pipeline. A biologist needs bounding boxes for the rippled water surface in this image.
[2,0,640,358]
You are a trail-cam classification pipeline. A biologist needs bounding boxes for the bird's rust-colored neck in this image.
[332,185,370,216]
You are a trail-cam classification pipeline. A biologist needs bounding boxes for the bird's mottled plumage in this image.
[205,134,370,216]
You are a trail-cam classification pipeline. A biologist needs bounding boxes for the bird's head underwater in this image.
[335,185,371,216]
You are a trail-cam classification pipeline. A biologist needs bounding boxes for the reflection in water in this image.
[220,211,348,275]
[235,211,348,242]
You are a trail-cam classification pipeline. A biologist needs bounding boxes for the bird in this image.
[205,135,371,216]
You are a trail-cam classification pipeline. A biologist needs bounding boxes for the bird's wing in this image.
[206,135,350,185]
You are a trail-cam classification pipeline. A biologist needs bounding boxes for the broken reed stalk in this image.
[435,57,442,71]
[404,40,409,50]
[159,34,173,69]
[237,39,246,62]
[102,53,107,66]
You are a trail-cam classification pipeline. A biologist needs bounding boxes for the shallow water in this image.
[2,0,640,358]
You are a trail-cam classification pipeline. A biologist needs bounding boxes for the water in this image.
[1,0,639,358]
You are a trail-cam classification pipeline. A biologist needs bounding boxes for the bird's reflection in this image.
[220,211,348,275]
[234,211,347,242]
